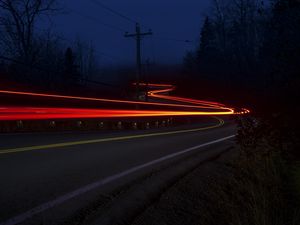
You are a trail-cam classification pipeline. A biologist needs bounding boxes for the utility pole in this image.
[145,58,151,102]
[125,23,152,99]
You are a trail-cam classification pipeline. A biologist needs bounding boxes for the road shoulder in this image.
[130,147,237,225]
[75,141,237,225]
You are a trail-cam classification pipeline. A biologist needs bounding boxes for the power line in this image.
[79,1,194,45]
[0,55,59,74]
[58,37,127,63]
[154,36,196,44]
[0,55,120,88]
[70,9,126,32]
[88,0,137,24]
[94,51,126,63]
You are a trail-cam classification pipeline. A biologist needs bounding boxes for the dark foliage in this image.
[182,0,300,114]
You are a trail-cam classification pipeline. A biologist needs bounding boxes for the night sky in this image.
[47,0,210,66]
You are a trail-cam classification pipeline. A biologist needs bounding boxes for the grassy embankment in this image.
[201,114,300,225]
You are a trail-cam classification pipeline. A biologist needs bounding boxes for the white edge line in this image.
[0,135,235,225]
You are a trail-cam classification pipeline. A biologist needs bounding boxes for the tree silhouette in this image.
[64,47,79,87]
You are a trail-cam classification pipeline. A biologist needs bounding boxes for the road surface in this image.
[0,117,236,225]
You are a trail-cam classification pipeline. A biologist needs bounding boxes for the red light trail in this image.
[0,84,249,120]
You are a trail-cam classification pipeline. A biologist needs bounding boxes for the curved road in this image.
[0,117,236,225]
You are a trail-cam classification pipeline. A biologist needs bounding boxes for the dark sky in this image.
[48,0,210,66]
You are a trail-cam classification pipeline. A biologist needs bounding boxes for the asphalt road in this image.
[0,117,236,225]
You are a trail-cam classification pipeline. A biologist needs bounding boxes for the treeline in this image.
[183,0,300,110]
[0,0,106,93]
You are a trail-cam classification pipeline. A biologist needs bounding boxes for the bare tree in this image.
[228,0,267,72]
[0,0,58,64]
[75,39,98,84]
[211,0,230,53]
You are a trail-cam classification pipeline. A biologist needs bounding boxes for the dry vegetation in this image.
[199,116,300,225]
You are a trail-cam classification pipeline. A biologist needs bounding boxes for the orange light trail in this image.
[0,83,249,120]
[142,83,228,108]
[0,89,228,110]
[0,107,234,121]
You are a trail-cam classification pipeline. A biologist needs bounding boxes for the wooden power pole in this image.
[125,23,152,99]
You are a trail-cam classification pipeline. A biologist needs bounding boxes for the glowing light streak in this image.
[0,107,235,121]
[0,90,228,111]
[0,83,250,120]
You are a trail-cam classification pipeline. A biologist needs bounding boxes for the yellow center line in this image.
[0,118,224,155]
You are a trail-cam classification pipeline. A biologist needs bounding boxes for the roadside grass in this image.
[203,153,298,225]
[292,163,300,199]
[198,116,300,225]
[289,162,300,222]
